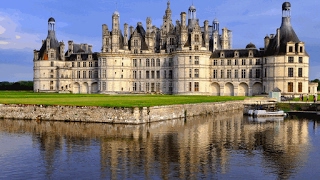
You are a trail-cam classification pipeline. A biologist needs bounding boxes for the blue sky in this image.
[0,0,319,82]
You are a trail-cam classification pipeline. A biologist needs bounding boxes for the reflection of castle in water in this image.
[0,113,310,179]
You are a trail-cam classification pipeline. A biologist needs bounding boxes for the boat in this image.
[246,109,287,117]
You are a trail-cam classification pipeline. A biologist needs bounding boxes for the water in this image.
[0,111,320,180]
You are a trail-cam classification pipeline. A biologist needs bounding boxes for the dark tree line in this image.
[0,81,33,90]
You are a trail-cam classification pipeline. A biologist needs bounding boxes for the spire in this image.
[165,0,172,17]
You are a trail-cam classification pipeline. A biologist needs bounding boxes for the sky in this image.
[0,0,319,82]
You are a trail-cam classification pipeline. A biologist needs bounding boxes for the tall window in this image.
[288,57,294,63]
[133,71,137,79]
[134,40,138,46]
[133,59,137,67]
[89,71,92,78]
[83,62,86,67]
[289,46,293,52]
[227,70,231,78]
[189,69,192,78]
[169,58,173,66]
[298,68,303,77]
[195,34,199,42]
[194,82,199,92]
[194,69,199,78]
[249,59,252,65]
[235,59,238,65]
[151,71,155,79]
[156,59,160,66]
[227,59,231,66]
[146,59,150,67]
[249,69,252,78]
[189,82,192,91]
[77,71,80,79]
[146,71,150,79]
[146,83,150,92]
[213,60,217,66]
[194,56,199,65]
[169,70,173,79]
[288,82,293,92]
[133,83,137,91]
[156,71,160,79]
[89,62,93,67]
[242,59,246,65]
[255,59,261,65]
[221,70,224,78]
[298,82,302,92]
[213,70,217,79]
[288,68,294,77]
[221,59,224,66]
[255,69,260,78]
[235,70,238,78]
[102,70,106,78]
[194,45,199,50]
[299,57,303,63]
[241,69,246,78]
[151,59,155,67]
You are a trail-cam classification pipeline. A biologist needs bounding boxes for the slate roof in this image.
[128,23,149,50]
[38,31,60,60]
[210,49,262,59]
[264,17,302,56]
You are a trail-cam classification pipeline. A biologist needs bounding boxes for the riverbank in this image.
[0,101,244,124]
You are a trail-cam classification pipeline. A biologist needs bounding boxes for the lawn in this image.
[0,91,246,108]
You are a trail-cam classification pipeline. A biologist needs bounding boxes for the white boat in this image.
[248,116,284,122]
[253,110,286,117]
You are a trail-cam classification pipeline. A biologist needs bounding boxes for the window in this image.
[213,70,217,79]
[77,71,81,78]
[102,82,106,91]
[169,70,173,79]
[72,62,74,67]
[221,59,224,66]
[300,46,303,53]
[221,70,224,78]
[298,68,303,77]
[83,71,86,79]
[195,34,199,42]
[146,59,150,67]
[151,59,155,67]
[133,71,137,79]
[51,61,54,67]
[288,82,293,92]
[134,40,138,46]
[146,83,150,92]
[134,49,138,54]
[169,58,173,66]
[156,71,160,79]
[164,70,167,79]
[77,62,80,67]
[94,71,98,78]
[194,56,199,65]
[288,68,293,77]
[249,69,252,78]
[95,62,98,67]
[133,83,137,91]
[170,38,175,45]
[156,59,160,66]
[189,56,192,64]
[189,69,192,78]
[235,70,238,78]
[227,70,231,78]
[89,62,93,67]
[289,46,293,52]
[139,71,141,79]
[89,71,92,78]
[156,83,160,92]
[51,53,54,58]
[298,82,302,92]
[241,69,246,78]
[288,57,294,63]
[227,59,231,66]
[194,82,199,92]
[249,59,252,65]
[151,71,155,79]
[194,45,199,50]
[213,60,217,66]
[146,71,150,79]
[194,69,199,78]
[255,69,260,78]
[242,59,246,65]
[133,59,137,67]
[255,59,261,65]
[264,68,267,77]
[235,59,238,66]
[299,57,303,63]
[189,82,192,91]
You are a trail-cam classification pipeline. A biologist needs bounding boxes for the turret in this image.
[124,23,128,50]
[112,11,120,52]
[204,20,209,50]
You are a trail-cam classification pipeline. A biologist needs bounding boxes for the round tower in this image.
[48,17,55,31]
[282,2,291,17]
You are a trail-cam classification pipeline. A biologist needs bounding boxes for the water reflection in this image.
[0,110,312,179]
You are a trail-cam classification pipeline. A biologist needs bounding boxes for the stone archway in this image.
[211,82,220,96]
[238,82,249,96]
[252,82,263,95]
[82,82,89,94]
[73,82,80,94]
[91,82,98,93]
[224,83,234,96]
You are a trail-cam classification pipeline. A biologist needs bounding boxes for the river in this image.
[0,110,320,179]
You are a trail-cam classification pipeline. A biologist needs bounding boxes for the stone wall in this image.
[0,101,244,124]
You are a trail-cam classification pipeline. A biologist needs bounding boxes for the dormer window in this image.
[220,52,224,58]
[300,46,303,53]
[89,55,92,60]
[289,46,293,52]
[77,55,80,60]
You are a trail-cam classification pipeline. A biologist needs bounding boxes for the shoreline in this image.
[0,101,244,124]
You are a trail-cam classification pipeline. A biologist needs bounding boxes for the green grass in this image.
[0,91,246,108]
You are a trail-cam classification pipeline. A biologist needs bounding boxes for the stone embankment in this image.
[0,101,244,124]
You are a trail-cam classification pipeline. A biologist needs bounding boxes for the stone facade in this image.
[34,2,312,96]
[0,101,244,124]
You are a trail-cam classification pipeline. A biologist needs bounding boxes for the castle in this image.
[33,2,316,96]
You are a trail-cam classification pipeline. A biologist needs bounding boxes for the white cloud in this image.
[0,25,5,34]
[0,41,9,45]
[0,12,42,50]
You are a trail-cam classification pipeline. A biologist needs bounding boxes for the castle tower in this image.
[188,5,198,30]
[112,11,120,52]
[212,18,221,51]
[124,23,128,50]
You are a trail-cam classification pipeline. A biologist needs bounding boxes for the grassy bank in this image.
[0,91,245,108]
